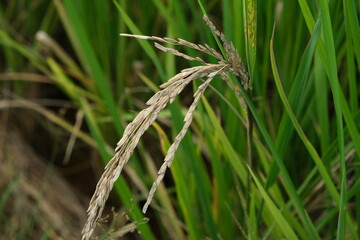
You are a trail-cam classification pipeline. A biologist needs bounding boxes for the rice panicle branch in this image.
[142,74,217,213]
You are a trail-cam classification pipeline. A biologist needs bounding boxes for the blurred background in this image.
[1,0,360,239]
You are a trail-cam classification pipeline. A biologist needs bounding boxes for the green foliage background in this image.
[1,0,360,239]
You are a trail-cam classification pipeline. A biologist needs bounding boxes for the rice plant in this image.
[82,15,250,240]
[1,0,360,239]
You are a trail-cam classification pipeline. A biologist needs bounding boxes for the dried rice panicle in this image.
[82,16,249,240]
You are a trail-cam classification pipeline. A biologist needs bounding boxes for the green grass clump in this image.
[1,0,360,239]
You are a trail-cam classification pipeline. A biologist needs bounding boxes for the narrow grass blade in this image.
[172,0,192,40]
[0,31,48,74]
[259,20,321,224]
[314,53,330,155]
[47,58,84,102]
[203,127,235,239]
[233,0,246,60]
[344,32,357,112]
[270,27,339,203]
[343,0,360,71]
[248,167,299,240]
[248,192,258,240]
[299,0,360,167]
[318,1,346,238]
[152,123,202,240]
[235,83,320,239]
[113,0,166,81]
[297,2,360,236]
[57,0,123,136]
[0,99,99,149]
[222,0,233,42]
[202,97,247,181]
[147,123,186,240]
